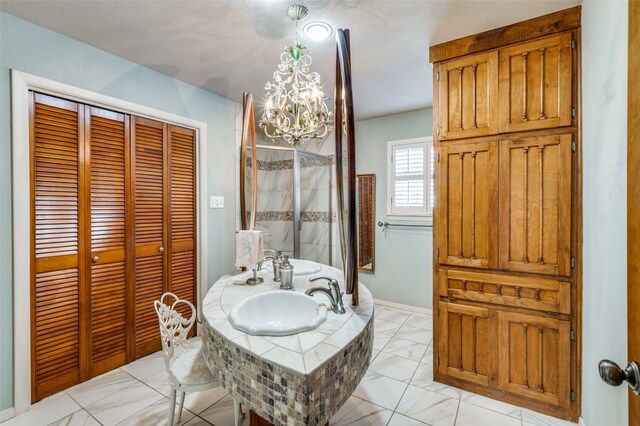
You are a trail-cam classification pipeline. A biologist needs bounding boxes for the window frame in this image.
[386,136,434,222]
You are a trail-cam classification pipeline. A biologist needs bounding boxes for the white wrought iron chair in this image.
[154,292,244,425]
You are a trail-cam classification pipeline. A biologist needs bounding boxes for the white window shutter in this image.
[387,137,434,219]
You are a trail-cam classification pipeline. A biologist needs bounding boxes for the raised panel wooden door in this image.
[30,93,84,401]
[498,311,570,408]
[86,107,129,376]
[132,116,167,357]
[438,302,496,386]
[438,51,499,140]
[499,133,572,276]
[438,141,498,269]
[168,125,197,319]
[498,33,573,133]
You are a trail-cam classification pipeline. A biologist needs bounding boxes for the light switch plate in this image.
[210,196,224,209]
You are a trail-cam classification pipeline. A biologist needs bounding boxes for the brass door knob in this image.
[159,247,165,253]
[92,256,99,262]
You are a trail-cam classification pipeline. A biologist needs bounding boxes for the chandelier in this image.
[259,4,333,147]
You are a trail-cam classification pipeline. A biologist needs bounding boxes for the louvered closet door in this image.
[132,117,167,357]
[86,107,129,376]
[168,125,197,320]
[31,93,84,401]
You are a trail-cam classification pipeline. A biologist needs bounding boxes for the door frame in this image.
[10,70,209,415]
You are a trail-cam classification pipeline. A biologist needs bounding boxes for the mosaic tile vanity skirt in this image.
[201,265,375,426]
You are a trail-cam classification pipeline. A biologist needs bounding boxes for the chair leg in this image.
[168,388,177,426]
[177,391,186,423]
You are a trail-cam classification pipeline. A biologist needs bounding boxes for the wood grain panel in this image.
[89,262,126,375]
[439,269,570,314]
[438,51,499,140]
[438,141,498,268]
[33,268,81,401]
[629,1,640,422]
[438,302,496,386]
[499,33,573,133]
[87,107,128,376]
[31,93,82,401]
[429,6,580,63]
[132,116,166,357]
[498,311,570,408]
[133,119,164,247]
[168,125,196,322]
[33,95,80,260]
[499,133,572,276]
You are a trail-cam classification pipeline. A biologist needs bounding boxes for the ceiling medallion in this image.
[259,4,333,147]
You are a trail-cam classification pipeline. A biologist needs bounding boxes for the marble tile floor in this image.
[3,305,578,426]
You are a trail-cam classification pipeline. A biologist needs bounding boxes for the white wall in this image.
[581,1,628,424]
[0,12,237,410]
[354,109,433,309]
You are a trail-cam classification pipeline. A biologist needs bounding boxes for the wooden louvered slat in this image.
[87,107,128,377]
[135,255,164,355]
[31,93,82,402]
[168,126,197,325]
[90,262,126,371]
[33,268,80,400]
[132,116,166,357]
[33,96,79,260]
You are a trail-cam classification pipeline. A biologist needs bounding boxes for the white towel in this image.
[235,230,264,269]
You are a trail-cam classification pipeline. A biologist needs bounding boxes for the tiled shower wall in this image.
[252,142,335,265]
[236,117,340,267]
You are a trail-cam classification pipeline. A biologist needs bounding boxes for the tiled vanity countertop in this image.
[201,263,374,425]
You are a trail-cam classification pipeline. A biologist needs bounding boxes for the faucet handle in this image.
[309,276,338,286]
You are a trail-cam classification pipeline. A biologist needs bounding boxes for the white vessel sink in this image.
[266,259,323,276]
[229,291,328,336]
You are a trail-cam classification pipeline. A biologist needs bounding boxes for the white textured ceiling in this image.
[1,0,581,119]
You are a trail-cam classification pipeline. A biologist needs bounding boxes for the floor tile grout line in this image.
[459,392,524,421]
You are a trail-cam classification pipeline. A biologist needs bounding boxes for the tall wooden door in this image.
[599,1,640,423]
[86,107,130,377]
[30,93,84,401]
[168,125,197,316]
[131,116,167,357]
[30,94,199,401]
[631,1,640,422]
[431,7,581,421]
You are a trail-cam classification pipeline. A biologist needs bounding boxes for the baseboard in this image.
[0,407,16,422]
[374,298,433,315]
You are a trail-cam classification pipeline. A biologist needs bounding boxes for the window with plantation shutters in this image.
[387,137,434,219]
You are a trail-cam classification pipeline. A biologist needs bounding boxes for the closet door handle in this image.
[159,247,165,253]
[92,256,99,262]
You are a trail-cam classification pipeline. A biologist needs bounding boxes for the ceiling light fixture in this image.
[303,21,333,41]
[259,4,333,147]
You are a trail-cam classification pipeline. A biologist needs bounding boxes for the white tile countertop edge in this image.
[202,263,374,375]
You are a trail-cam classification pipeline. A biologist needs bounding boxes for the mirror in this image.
[239,93,258,230]
[357,174,375,272]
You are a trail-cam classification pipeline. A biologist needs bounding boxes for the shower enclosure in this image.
[246,144,333,265]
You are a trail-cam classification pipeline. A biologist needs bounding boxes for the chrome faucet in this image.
[245,256,276,285]
[305,277,346,314]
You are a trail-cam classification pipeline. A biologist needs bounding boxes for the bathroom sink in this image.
[266,259,323,276]
[229,291,328,336]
